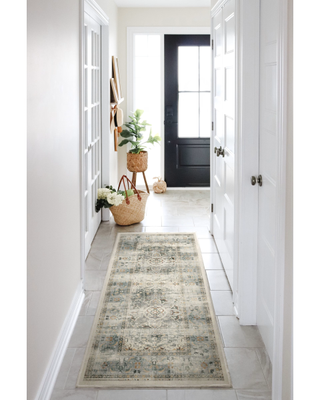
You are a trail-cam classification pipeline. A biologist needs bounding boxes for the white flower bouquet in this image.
[95,186,125,212]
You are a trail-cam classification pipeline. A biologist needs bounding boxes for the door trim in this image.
[272,0,289,398]
[127,27,210,188]
[80,0,109,279]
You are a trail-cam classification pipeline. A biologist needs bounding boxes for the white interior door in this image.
[84,11,102,258]
[211,0,235,289]
[256,0,279,359]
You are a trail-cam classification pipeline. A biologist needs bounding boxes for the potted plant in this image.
[118,109,161,172]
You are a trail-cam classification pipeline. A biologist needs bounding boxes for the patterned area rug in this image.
[77,233,231,388]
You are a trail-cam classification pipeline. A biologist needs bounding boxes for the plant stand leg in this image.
[142,172,150,194]
[131,172,137,188]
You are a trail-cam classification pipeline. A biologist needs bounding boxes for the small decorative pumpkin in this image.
[153,177,167,194]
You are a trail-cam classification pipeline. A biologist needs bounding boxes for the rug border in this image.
[77,232,232,389]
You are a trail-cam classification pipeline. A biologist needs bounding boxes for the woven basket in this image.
[127,151,148,172]
[110,175,149,226]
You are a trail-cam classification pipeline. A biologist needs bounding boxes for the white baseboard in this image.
[35,281,85,400]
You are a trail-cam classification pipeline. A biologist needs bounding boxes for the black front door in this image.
[164,34,211,187]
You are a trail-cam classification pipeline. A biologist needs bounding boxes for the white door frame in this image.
[211,0,288,397]
[127,27,210,187]
[80,0,110,279]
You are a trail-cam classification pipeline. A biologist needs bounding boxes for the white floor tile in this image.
[168,389,237,400]
[224,348,269,390]
[255,347,272,389]
[97,390,166,400]
[198,239,217,253]
[162,216,194,226]
[178,226,212,239]
[201,254,222,269]
[218,316,265,348]
[64,348,86,389]
[206,270,230,290]
[51,389,98,400]
[236,390,272,400]
[144,226,179,232]
[86,291,101,316]
[210,291,234,316]
[54,348,76,390]
[68,316,95,348]
[84,270,106,291]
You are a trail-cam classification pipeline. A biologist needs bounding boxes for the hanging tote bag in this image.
[110,175,149,225]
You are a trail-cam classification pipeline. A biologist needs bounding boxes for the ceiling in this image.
[114,0,210,7]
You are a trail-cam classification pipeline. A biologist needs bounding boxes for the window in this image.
[178,46,211,138]
[133,34,161,186]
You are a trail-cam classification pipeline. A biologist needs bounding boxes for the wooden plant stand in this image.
[131,172,150,194]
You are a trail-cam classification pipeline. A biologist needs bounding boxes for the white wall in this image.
[27,0,81,398]
[117,7,211,181]
[27,0,120,398]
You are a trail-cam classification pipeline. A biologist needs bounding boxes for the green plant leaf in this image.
[119,130,133,138]
[134,109,144,120]
[129,147,141,154]
[118,139,129,146]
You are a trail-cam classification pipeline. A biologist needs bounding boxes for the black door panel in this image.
[164,34,210,187]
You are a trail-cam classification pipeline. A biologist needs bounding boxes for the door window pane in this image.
[200,47,211,91]
[178,45,210,138]
[178,47,198,91]
[200,93,211,138]
[178,93,199,138]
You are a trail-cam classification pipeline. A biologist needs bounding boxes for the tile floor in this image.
[50,190,272,400]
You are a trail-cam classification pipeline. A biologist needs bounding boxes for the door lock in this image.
[214,146,225,157]
[251,175,263,186]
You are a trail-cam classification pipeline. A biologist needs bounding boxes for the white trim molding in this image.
[211,0,230,17]
[34,282,85,400]
[84,0,109,25]
[272,0,289,397]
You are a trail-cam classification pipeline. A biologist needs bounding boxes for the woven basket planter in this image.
[127,151,148,172]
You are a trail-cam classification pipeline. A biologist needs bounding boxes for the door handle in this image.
[251,175,263,186]
[214,146,225,157]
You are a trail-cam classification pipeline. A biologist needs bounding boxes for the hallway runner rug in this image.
[77,232,231,388]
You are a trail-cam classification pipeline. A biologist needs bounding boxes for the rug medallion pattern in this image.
[77,233,231,388]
